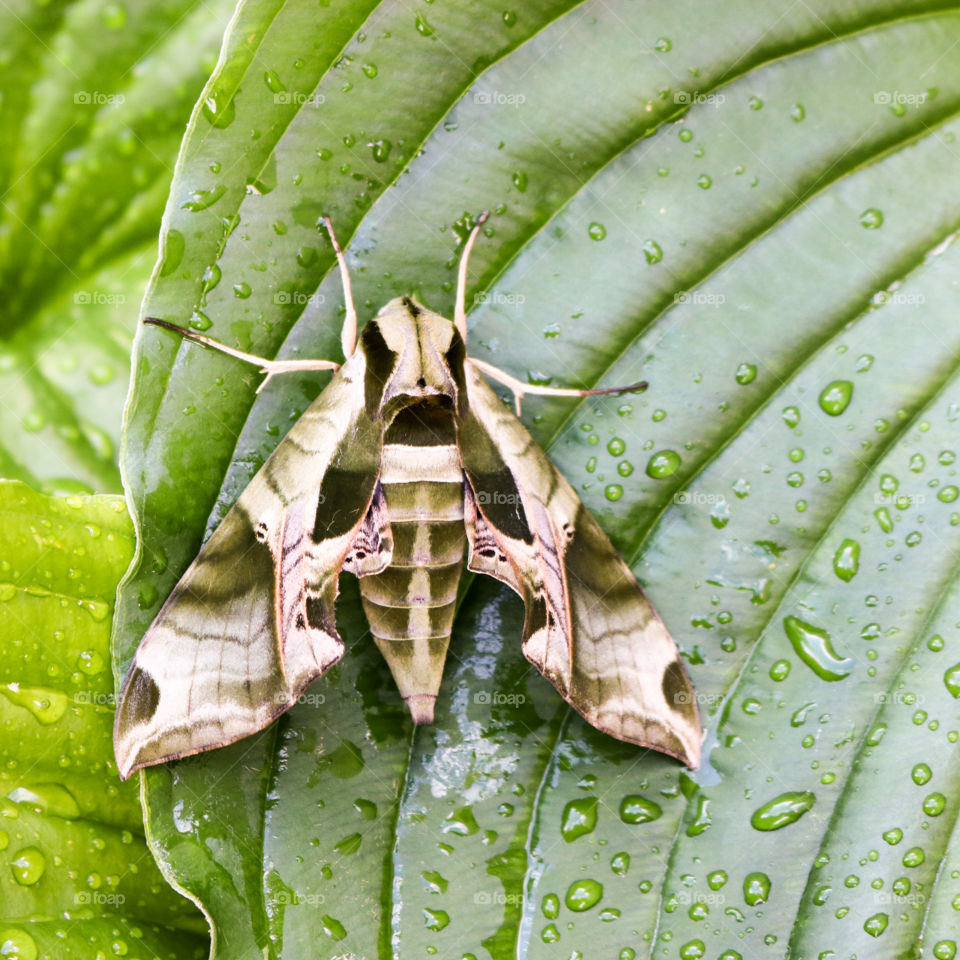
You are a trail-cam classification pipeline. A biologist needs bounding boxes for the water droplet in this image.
[201,91,236,130]
[561,797,598,842]
[942,663,960,699]
[643,240,663,264]
[655,37,672,51]
[9,846,46,885]
[502,10,517,27]
[263,70,286,94]
[0,684,68,724]
[619,795,662,823]
[7,783,80,820]
[687,795,712,836]
[932,942,957,960]
[423,908,449,931]
[181,184,227,212]
[233,282,252,299]
[750,791,815,831]
[511,170,527,192]
[610,852,630,875]
[565,879,603,912]
[912,763,932,785]
[939,486,959,503]
[188,311,212,332]
[679,128,694,142]
[370,139,392,163]
[783,616,853,681]
[679,941,705,960]
[0,930,37,960]
[735,363,757,385]
[605,484,623,502]
[860,208,884,229]
[790,103,805,122]
[769,660,791,682]
[354,798,377,820]
[819,380,854,416]
[646,450,681,478]
[333,832,361,855]
[697,174,712,190]
[864,913,889,938]
[542,893,560,918]
[321,915,347,941]
[874,507,894,533]
[833,539,860,582]
[743,872,770,905]
[414,13,435,36]
[782,406,801,428]
[902,847,925,867]
[361,62,378,78]
[588,222,606,241]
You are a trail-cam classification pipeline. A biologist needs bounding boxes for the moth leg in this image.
[468,356,648,417]
[318,216,359,360]
[143,318,340,393]
[454,211,490,345]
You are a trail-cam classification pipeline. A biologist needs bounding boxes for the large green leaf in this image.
[114,1,960,957]
[0,481,207,959]
[0,0,235,493]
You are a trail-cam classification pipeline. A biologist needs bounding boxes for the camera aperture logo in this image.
[474,691,526,706]
[475,490,522,506]
[75,891,126,906]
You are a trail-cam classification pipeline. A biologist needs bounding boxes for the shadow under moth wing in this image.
[114,216,701,779]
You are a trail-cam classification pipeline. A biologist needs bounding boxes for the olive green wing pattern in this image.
[114,350,388,779]
[460,363,701,768]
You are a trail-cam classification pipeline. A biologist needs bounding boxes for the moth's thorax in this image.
[362,296,466,421]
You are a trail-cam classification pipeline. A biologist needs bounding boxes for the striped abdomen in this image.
[358,401,465,723]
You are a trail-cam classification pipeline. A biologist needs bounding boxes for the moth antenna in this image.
[144,318,339,392]
[469,356,647,417]
[454,211,490,345]
[318,216,358,359]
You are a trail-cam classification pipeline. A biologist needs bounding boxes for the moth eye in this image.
[355,550,366,559]
[295,613,306,630]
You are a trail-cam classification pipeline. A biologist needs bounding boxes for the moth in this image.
[114,214,701,780]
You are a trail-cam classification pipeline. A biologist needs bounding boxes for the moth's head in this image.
[360,296,467,422]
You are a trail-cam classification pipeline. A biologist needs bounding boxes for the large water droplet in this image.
[0,684,68,724]
[646,450,681,478]
[7,783,80,820]
[0,930,37,960]
[859,208,884,229]
[561,797,598,842]
[414,12,435,35]
[619,795,662,823]
[864,913,889,938]
[743,872,771,905]
[643,240,663,264]
[819,380,853,416]
[943,663,960,698]
[833,539,860,581]
[588,222,606,241]
[9,847,45,885]
[565,879,603,912]
[750,791,815,831]
[783,617,853,681]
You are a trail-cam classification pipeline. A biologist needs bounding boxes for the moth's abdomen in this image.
[357,401,465,724]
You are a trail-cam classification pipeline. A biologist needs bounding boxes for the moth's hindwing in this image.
[113,348,387,779]
[460,363,701,768]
